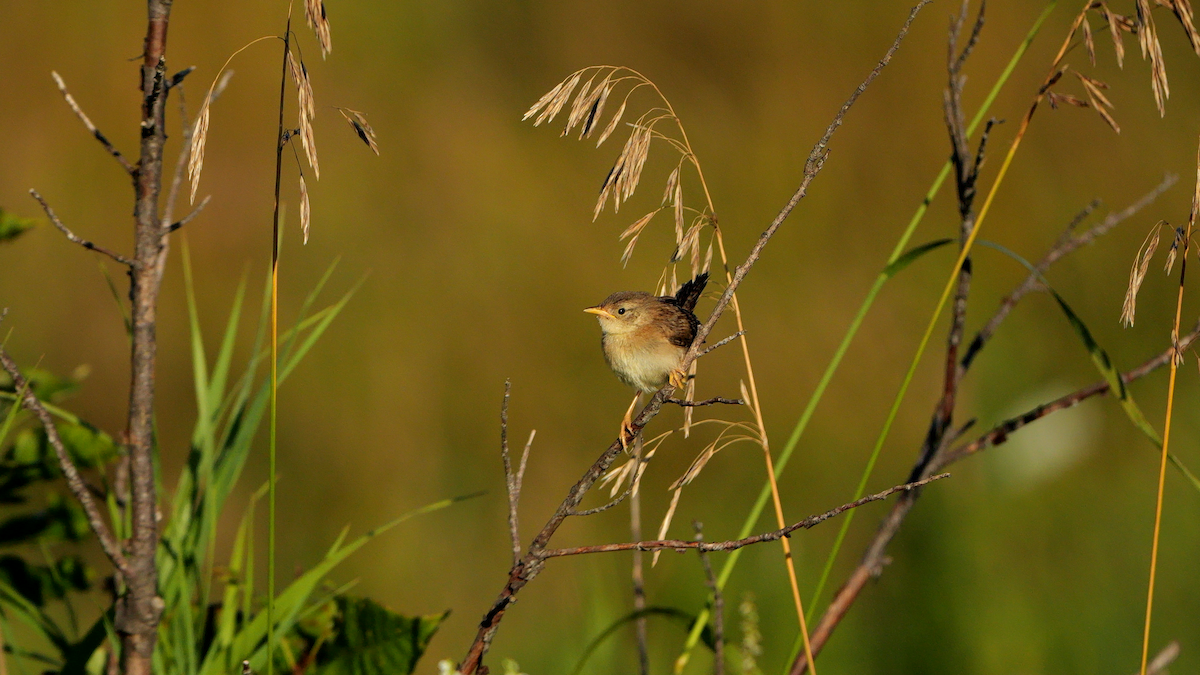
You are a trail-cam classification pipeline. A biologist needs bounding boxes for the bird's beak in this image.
[584,306,617,320]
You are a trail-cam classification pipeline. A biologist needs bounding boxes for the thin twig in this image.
[457,6,929,670]
[29,190,135,266]
[539,474,949,558]
[961,174,1177,373]
[667,397,744,407]
[164,195,211,234]
[50,71,134,174]
[695,522,724,675]
[697,331,745,358]
[0,341,129,575]
[500,382,521,567]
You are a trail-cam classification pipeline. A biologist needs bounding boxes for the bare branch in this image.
[667,396,744,407]
[29,190,135,266]
[164,195,211,234]
[500,382,522,567]
[0,340,129,576]
[50,71,135,174]
[697,331,745,358]
[539,474,949,558]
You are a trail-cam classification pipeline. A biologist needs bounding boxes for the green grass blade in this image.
[202,493,479,675]
[207,269,248,422]
[980,239,1200,493]
[0,373,31,448]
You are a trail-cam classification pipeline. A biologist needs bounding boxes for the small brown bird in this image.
[585,273,708,441]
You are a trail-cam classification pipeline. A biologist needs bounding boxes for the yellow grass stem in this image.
[1139,152,1194,675]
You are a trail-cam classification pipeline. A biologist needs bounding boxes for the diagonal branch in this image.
[50,71,135,175]
[456,4,931,672]
[165,195,211,234]
[0,339,129,576]
[29,190,135,266]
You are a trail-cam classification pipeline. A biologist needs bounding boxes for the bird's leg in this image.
[621,392,641,450]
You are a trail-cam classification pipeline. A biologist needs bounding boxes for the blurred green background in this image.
[2,1,1200,673]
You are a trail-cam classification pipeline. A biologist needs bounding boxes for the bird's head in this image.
[584,291,657,336]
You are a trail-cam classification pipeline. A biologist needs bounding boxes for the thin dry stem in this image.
[50,71,134,174]
[29,190,134,266]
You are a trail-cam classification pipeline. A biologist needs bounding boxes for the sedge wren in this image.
[585,273,708,442]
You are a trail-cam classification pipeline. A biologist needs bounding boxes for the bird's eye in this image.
[617,308,626,315]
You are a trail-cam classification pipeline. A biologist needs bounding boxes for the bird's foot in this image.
[668,368,688,390]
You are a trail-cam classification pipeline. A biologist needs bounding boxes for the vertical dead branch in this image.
[117,2,174,673]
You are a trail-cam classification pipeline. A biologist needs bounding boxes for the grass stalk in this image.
[267,16,293,675]
[1139,151,1195,675]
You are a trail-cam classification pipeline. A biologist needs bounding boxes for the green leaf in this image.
[0,209,36,243]
[311,597,449,675]
[882,238,954,278]
[979,239,1200,494]
[201,494,479,675]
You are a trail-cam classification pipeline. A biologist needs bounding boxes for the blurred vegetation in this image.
[1,1,1200,674]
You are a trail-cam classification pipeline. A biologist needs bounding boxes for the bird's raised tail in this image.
[672,272,709,312]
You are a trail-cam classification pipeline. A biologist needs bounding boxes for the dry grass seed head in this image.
[1121,221,1163,327]
[187,95,211,203]
[651,488,683,566]
[1172,0,1200,54]
[563,73,598,137]
[289,54,320,179]
[1165,226,1185,274]
[1135,0,1169,116]
[534,72,582,127]
[1083,13,1096,66]
[580,80,612,139]
[338,108,379,155]
[299,174,311,244]
[304,0,332,58]
[1101,2,1127,67]
[595,100,626,147]
[1075,71,1121,132]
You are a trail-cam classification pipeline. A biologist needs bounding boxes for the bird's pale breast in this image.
[601,327,686,393]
